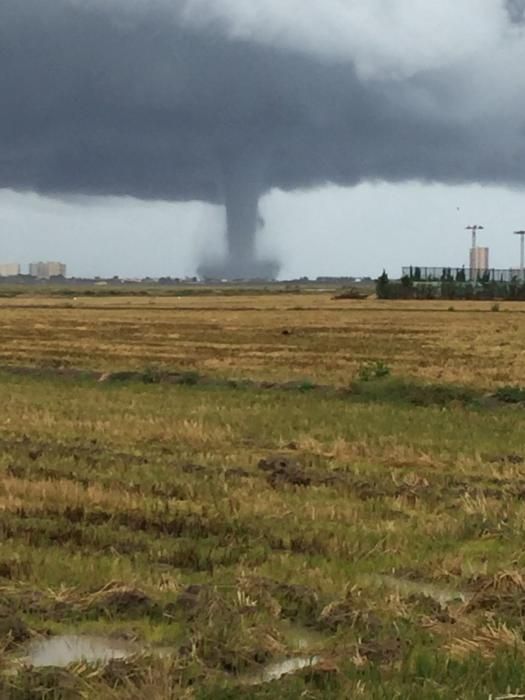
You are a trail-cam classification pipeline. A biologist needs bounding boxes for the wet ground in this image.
[366,574,469,605]
[16,633,322,687]
[255,656,321,683]
[20,635,140,667]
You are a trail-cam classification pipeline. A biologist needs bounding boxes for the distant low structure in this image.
[401,266,519,283]
[29,261,67,279]
[0,262,21,277]
[381,267,525,301]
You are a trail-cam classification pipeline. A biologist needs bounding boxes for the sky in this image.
[1,0,525,279]
[2,182,524,279]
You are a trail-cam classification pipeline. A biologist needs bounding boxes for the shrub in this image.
[142,366,163,384]
[494,386,525,404]
[178,371,201,386]
[358,361,391,382]
[333,287,368,300]
[297,380,316,392]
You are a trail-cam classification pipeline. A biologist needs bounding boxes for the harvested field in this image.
[0,294,524,387]
[1,289,525,698]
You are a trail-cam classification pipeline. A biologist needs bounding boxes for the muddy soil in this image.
[258,456,343,489]
[465,571,525,614]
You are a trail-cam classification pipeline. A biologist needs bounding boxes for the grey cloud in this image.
[507,0,525,22]
[1,0,525,276]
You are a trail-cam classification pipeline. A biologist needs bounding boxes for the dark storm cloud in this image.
[1,1,524,275]
[507,0,525,22]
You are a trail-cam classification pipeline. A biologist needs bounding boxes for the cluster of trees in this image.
[376,271,525,300]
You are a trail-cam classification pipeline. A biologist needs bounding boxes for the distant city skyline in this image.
[0,259,67,279]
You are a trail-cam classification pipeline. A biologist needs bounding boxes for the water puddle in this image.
[361,574,469,605]
[21,635,140,668]
[248,656,321,685]
[20,635,321,687]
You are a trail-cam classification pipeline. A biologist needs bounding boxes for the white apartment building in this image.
[0,262,21,277]
[29,261,67,279]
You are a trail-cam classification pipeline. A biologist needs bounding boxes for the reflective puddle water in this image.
[21,635,321,686]
[361,574,469,604]
[248,656,321,684]
[22,635,139,668]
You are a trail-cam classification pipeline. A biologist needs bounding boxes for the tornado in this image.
[199,149,280,279]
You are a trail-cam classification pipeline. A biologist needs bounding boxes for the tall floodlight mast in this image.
[466,224,484,250]
[514,230,525,282]
[466,225,484,281]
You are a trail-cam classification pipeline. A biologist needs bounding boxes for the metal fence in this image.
[401,267,524,283]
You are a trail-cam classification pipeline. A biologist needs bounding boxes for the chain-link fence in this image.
[401,267,523,283]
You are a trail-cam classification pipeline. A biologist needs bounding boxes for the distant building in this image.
[469,247,489,276]
[0,263,21,277]
[29,261,67,279]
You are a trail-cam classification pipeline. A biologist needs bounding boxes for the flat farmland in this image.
[1,290,525,699]
[0,294,524,387]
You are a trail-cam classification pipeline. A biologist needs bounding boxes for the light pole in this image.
[466,224,484,250]
[466,225,484,281]
[514,230,525,282]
